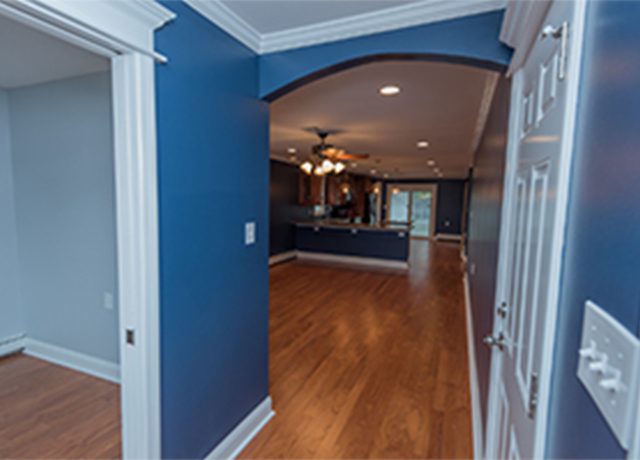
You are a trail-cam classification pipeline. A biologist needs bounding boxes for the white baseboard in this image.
[205,396,275,460]
[24,338,120,384]
[269,250,297,266]
[297,251,409,270]
[463,273,484,459]
[435,233,463,242]
[0,333,26,358]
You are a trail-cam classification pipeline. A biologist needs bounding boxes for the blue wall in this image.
[259,11,511,99]
[270,159,307,255]
[466,75,510,428]
[155,3,269,458]
[381,179,467,234]
[547,2,640,458]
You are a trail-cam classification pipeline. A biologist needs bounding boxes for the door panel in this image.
[486,1,585,457]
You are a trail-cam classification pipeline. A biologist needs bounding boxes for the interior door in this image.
[485,1,585,458]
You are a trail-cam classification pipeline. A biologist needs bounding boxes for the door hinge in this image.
[542,20,570,81]
[497,301,509,318]
[528,372,539,419]
[126,328,135,346]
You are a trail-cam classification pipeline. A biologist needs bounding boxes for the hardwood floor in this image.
[0,354,121,459]
[241,240,472,459]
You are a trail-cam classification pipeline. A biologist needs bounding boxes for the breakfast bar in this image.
[295,220,410,269]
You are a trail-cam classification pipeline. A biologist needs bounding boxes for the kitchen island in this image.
[295,220,410,270]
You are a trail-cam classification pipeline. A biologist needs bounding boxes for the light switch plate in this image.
[577,300,640,449]
[245,221,256,245]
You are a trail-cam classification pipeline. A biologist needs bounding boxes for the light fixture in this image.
[427,159,436,166]
[321,158,335,173]
[417,140,429,148]
[287,147,297,154]
[300,161,313,175]
[379,85,400,96]
[313,165,325,176]
[370,169,377,175]
[334,162,346,174]
[383,173,389,179]
[392,187,400,195]
[341,183,350,194]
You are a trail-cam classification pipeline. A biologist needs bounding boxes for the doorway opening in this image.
[0,13,121,458]
[257,56,506,458]
[386,183,437,239]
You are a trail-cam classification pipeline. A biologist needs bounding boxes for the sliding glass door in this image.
[386,184,437,238]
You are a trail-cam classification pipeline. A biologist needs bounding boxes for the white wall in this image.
[8,72,119,364]
[0,89,24,342]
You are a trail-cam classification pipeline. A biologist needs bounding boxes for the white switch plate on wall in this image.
[577,300,640,449]
[245,221,256,245]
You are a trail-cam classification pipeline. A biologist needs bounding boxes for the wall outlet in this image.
[103,292,114,310]
[245,221,256,245]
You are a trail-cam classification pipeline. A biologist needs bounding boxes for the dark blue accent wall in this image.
[270,159,307,255]
[547,2,640,457]
[466,75,510,428]
[259,11,512,99]
[381,179,467,234]
[155,2,269,458]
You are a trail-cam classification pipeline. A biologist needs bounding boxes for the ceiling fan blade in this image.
[335,152,369,160]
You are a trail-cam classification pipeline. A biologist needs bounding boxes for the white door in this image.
[485,1,586,458]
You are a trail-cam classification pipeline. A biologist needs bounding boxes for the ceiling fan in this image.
[300,128,370,176]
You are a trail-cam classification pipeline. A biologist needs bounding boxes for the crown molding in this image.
[260,0,507,54]
[500,0,551,74]
[185,0,261,53]
[185,0,506,55]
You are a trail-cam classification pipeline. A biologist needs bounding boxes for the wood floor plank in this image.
[241,240,472,459]
[0,354,121,459]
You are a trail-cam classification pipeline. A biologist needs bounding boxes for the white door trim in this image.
[486,1,588,457]
[0,2,175,459]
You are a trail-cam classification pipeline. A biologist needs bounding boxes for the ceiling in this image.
[0,14,109,89]
[270,60,498,180]
[219,0,416,34]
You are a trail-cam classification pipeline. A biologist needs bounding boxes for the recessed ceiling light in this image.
[438,172,444,177]
[427,159,436,166]
[287,147,296,154]
[379,85,400,96]
[417,140,429,148]
[370,169,377,175]
[350,163,358,168]
[383,173,389,178]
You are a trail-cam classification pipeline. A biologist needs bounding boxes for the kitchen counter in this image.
[295,220,410,269]
[296,220,410,232]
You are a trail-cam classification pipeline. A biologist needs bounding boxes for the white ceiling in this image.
[0,14,109,89]
[219,0,416,34]
[270,60,498,179]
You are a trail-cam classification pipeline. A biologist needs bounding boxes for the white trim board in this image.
[186,0,506,54]
[269,250,297,266]
[204,397,274,460]
[23,338,120,384]
[297,251,409,271]
[463,274,484,459]
[435,233,463,242]
[0,333,26,358]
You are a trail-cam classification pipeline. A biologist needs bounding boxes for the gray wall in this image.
[466,75,510,428]
[0,89,23,341]
[8,72,119,364]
